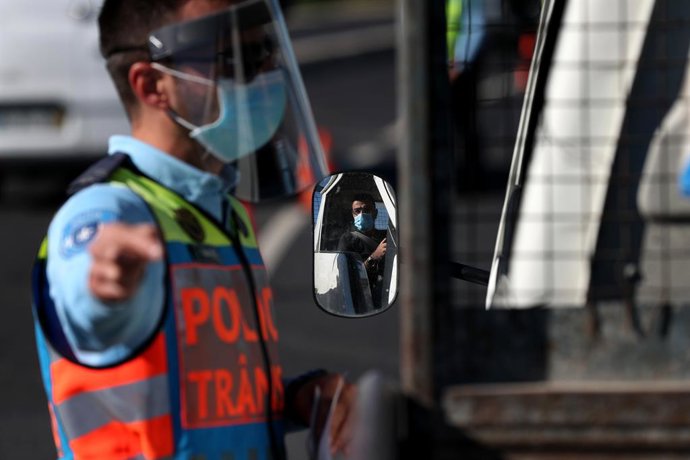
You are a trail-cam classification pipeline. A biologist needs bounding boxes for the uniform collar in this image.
[107,135,235,203]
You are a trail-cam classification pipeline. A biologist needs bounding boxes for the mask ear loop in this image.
[164,105,223,176]
[151,62,228,174]
[150,62,209,131]
[151,62,225,168]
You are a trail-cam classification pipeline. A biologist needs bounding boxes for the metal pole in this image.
[397,0,452,404]
[398,0,433,403]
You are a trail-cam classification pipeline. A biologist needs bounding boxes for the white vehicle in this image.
[0,1,128,163]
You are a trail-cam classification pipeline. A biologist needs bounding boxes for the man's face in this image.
[163,0,234,124]
[352,200,375,219]
[164,0,278,126]
[174,0,277,80]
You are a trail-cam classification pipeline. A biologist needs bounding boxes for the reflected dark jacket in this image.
[337,227,386,303]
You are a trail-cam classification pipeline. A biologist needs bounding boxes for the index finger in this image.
[92,223,163,261]
[125,224,164,260]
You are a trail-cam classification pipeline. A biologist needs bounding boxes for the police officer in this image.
[32,0,353,458]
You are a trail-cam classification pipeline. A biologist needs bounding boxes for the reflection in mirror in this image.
[312,172,398,317]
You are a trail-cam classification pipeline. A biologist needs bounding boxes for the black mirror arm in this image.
[451,262,489,286]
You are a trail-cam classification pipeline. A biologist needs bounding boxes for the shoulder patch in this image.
[60,210,117,258]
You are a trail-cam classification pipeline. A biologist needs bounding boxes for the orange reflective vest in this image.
[33,157,285,459]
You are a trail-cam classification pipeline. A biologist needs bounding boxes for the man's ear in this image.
[129,62,170,110]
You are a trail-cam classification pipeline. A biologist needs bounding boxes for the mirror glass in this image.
[312,172,399,317]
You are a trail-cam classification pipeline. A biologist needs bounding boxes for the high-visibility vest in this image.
[32,156,285,459]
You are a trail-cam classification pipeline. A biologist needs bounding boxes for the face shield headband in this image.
[147,0,328,202]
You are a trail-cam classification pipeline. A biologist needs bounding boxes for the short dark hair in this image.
[352,193,376,205]
[98,0,189,115]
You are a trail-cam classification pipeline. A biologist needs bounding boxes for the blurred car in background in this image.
[0,0,305,177]
[0,0,127,168]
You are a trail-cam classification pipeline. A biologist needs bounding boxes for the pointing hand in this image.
[88,223,163,302]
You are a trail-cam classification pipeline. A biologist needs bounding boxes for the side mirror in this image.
[312,172,399,317]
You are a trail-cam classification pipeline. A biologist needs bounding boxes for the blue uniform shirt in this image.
[46,135,234,366]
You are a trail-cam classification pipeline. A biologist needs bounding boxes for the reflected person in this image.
[337,193,387,308]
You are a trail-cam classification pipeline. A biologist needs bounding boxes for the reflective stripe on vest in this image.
[33,165,284,459]
[34,332,174,459]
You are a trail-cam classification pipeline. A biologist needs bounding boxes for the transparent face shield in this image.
[148,0,328,201]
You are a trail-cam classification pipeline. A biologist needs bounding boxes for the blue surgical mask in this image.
[354,212,374,232]
[191,70,287,162]
[153,63,289,163]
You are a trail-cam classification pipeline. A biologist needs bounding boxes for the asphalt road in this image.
[0,34,399,460]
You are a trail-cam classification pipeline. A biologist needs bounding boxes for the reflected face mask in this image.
[354,212,374,232]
